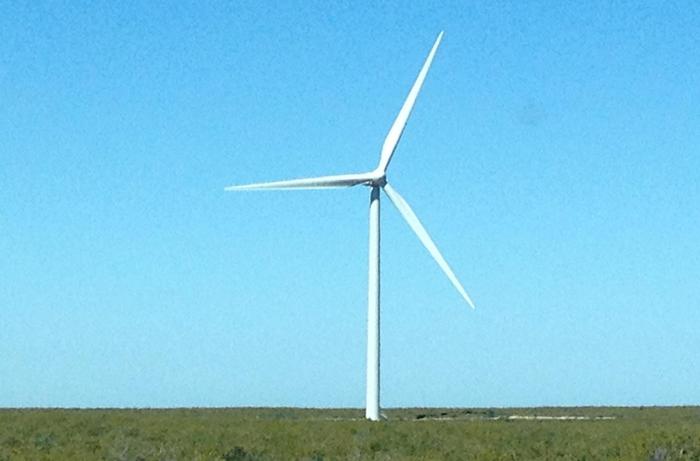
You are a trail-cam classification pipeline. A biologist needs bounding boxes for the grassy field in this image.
[1,406,699,460]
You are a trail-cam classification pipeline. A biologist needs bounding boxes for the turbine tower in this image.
[226,32,474,421]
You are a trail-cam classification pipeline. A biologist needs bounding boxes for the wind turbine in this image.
[226,31,474,421]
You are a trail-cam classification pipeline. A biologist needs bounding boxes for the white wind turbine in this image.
[226,32,474,421]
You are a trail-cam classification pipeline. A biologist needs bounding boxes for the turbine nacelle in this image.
[367,170,387,187]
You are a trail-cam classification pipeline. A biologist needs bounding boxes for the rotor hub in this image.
[369,175,387,187]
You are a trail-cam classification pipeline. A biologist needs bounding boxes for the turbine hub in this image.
[369,174,386,187]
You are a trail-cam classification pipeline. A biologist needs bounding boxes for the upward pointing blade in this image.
[377,31,444,173]
[383,183,475,309]
[225,172,375,191]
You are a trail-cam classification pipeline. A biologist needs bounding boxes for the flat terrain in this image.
[1,406,699,460]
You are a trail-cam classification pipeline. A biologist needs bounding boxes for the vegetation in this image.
[1,406,699,460]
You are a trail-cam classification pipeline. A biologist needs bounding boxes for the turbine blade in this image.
[377,31,444,173]
[383,183,475,309]
[225,172,374,191]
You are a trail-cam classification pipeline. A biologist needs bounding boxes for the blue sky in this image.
[1,1,699,408]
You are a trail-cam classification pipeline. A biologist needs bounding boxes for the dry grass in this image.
[1,406,699,460]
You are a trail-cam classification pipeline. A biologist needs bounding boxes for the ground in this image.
[1,407,699,460]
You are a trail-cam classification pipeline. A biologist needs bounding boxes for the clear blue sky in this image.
[2,1,699,408]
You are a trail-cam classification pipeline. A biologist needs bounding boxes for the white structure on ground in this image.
[226,32,474,421]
